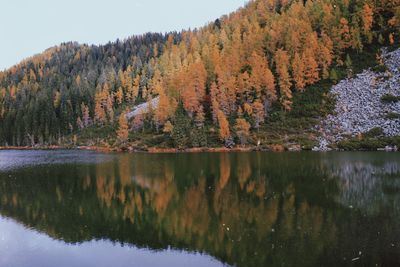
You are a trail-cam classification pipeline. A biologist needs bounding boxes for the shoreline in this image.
[0,145,262,153]
[0,145,398,153]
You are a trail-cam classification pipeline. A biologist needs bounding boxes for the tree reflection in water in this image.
[0,151,399,267]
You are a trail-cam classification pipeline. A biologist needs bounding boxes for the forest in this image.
[0,0,399,149]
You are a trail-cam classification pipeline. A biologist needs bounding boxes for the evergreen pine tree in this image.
[171,103,191,149]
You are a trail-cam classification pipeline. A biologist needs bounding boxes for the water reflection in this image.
[0,151,399,267]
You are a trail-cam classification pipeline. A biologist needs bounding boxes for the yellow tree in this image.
[217,110,231,144]
[126,74,140,103]
[106,93,114,124]
[389,33,395,44]
[117,112,129,143]
[318,32,333,79]
[94,91,107,125]
[154,89,171,131]
[292,52,306,91]
[303,48,320,85]
[210,81,220,123]
[115,87,124,105]
[163,121,174,134]
[338,18,352,50]
[181,78,198,118]
[362,3,374,35]
[53,91,61,109]
[249,52,276,100]
[274,49,292,111]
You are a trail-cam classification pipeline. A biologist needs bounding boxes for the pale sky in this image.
[0,0,247,70]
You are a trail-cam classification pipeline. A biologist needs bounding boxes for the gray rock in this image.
[315,47,400,149]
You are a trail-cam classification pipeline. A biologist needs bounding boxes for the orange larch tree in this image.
[249,52,276,100]
[117,112,129,143]
[318,32,333,79]
[274,49,293,111]
[210,81,220,124]
[94,91,107,125]
[106,93,114,124]
[217,110,231,144]
[182,62,207,118]
[362,3,374,35]
[303,48,320,85]
[338,17,352,51]
[154,89,171,131]
[292,52,306,91]
[115,87,124,105]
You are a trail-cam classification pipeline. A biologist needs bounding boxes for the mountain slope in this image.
[0,33,175,145]
[0,0,399,149]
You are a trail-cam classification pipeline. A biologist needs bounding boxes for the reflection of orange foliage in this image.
[83,153,339,260]
[123,195,135,223]
[135,192,143,214]
[56,186,62,202]
[219,154,231,190]
[246,181,256,193]
[118,190,126,204]
[154,188,171,213]
[12,193,18,206]
[83,174,91,190]
[237,156,251,189]
[179,178,210,237]
[96,167,116,208]
[119,155,132,187]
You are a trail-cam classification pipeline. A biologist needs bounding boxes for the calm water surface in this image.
[0,150,399,267]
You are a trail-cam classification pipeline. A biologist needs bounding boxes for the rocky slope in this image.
[314,47,400,151]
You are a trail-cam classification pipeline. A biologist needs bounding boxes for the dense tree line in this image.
[0,0,399,147]
[0,33,178,145]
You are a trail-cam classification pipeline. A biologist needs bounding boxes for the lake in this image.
[0,150,399,267]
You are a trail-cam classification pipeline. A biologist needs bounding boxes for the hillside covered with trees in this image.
[0,0,399,150]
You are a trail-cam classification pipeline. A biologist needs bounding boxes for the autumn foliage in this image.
[117,112,129,143]
[0,0,398,147]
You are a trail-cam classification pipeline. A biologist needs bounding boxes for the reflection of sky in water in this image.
[0,216,226,267]
[0,150,114,171]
